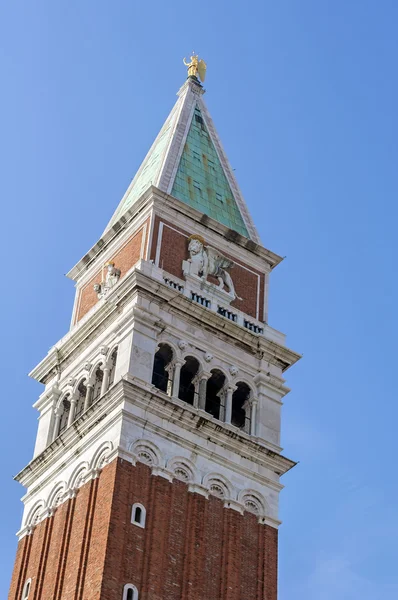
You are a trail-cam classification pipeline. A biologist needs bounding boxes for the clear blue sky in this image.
[1,2,397,598]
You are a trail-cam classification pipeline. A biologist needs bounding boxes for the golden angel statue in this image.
[183,53,207,82]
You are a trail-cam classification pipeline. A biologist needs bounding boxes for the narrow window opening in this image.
[131,503,146,529]
[58,398,70,436]
[152,344,173,394]
[216,192,223,202]
[74,381,87,421]
[231,382,251,430]
[195,113,204,125]
[123,583,138,600]
[92,367,104,403]
[108,348,118,387]
[205,369,226,420]
[22,579,31,599]
[178,356,199,405]
[193,181,202,195]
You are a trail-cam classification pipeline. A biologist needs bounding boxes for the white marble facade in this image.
[17,189,300,539]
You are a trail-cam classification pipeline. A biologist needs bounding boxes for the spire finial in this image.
[183,53,207,82]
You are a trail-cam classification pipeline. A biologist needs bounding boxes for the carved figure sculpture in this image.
[94,262,121,299]
[186,235,241,300]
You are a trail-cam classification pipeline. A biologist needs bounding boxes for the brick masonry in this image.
[75,220,149,323]
[150,216,265,321]
[9,458,278,600]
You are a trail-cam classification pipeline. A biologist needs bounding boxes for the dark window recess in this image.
[205,370,226,420]
[74,381,87,420]
[195,113,204,125]
[92,367,104,402]
[179,356,200,405]
[152,344,173,393]
[232,382,251,430]
[58,398,71,436]
[108,349,118,388]
[134,506,142,524]
[127,590,134,600]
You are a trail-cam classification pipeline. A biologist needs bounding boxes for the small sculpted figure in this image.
[186,235,242,300]
[94,262,121,299]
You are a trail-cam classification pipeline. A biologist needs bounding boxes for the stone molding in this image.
[30,263,300,388]
[18,439,279,539]
[17,378,292,493]
[17,440,115,539]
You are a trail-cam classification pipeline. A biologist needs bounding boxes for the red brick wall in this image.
[150,216,265,321]
[9,458,278,600]
[8,460,117,600]
[75,219,150,324]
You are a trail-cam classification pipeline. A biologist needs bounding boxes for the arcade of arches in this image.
[151,344,257,435]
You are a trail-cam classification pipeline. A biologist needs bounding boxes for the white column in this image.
[172,360,183,398]
[198,374,210,410]
[224,386,234,424]
[67,396,77,428]
[84,384,94,411]
[250,400,258,436]
[101,366,111,396]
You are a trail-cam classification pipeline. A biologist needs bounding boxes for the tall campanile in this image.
[9,59,300,600]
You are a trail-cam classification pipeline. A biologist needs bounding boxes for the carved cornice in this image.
[29,264,300,387]
[16,378,295,494]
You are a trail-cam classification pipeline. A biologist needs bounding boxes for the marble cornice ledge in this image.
[120,377,296,480]
[30,265,300,385]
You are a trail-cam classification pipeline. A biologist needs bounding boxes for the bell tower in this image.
[9,59,300,600]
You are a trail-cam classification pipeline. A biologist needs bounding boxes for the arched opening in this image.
[131,503,146,528]
[92,366,104,403]
[58,397,71,436]
[205,369,226,420]
[231,382,251,430]
[178,356,200,405]
[74,380,87,421]
[22,579,31,599]
[123,583,138,600]
[152,344,173,394]
[108,348,118,388]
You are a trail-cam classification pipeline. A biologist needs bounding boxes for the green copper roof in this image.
[109,105,178,226]
[171,107,249,237]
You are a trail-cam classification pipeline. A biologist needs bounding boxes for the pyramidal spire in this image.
[105,60,260,243]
